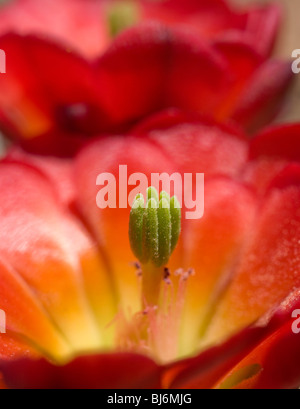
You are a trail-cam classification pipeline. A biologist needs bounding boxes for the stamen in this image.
[114,268,194,363]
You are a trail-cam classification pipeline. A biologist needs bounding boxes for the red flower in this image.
[0,117,300,389]
[0,0,110,58]
[0,0,299,390]
[140,0,281,57]
[0,1,293,155]
[0,0,281,58]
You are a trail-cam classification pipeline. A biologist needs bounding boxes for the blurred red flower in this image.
[0,0,281,58]
[0,0,299,391]
[0,0,293,155]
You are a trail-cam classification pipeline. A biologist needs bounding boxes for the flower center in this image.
[113,187,189,363]
[57,103,100,135]
[115,265,194,363]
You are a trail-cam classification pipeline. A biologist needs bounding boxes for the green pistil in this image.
[129,187,181,268]
[129,187,181,306]
[108,1,140,37]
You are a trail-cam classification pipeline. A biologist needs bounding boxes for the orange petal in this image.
[0,257,70,359]
[0,161,115,359]
[178,177,257,355]
[204,172,300,346]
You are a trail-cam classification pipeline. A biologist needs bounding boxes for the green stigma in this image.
[108,1,140,37]
[129,187,181,268]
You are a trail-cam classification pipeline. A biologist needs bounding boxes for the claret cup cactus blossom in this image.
[0,0,299,390]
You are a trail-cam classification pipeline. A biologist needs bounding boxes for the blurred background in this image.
[235,0,300,124]
[0,0,299,146]
[235,0,299,60]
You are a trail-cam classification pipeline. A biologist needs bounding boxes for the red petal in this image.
[0,334,38,389]
[0,24,290,154]
[131,108,237,135]
[92,25,291,132]
[215,322,300,389]
[212,39,262,121]
[250,123,300,161]
[164,326,266,389]
[141,1,281,57]
[266,163,300,191]
[241,4,281,56]
[95,23,230,128]
[6,148,75,206]
[0,0,109,58]
[0,353,162,389]
[0,34,53,141]
[141,0,234,37]
[162,28,231,115]
[165,289,300,389]
[243,159,288,197]
[95,23,170,127]
[145,120,247,177]
[0,33,103,154]
[243,124,300,194]
[231,60,294,133]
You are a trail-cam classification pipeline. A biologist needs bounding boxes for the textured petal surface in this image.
[203,172,300,347]
[0,161,115,359]
[144,117,247,177]
[179,178,256,356]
